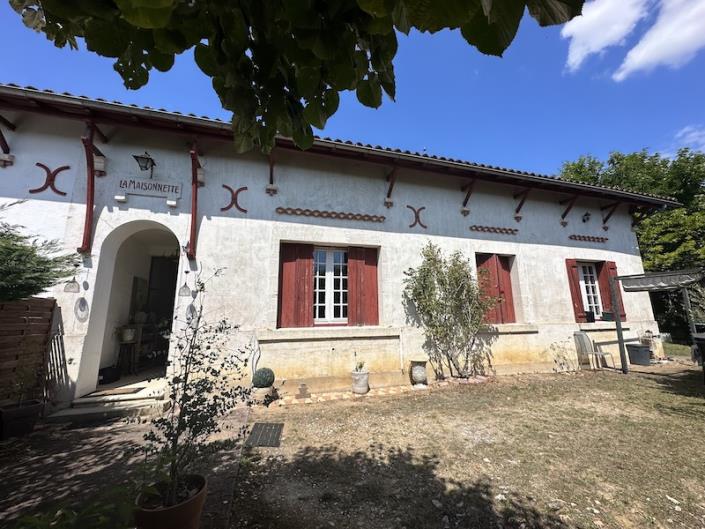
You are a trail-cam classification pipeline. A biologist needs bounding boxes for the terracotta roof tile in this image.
[0,83,679,204]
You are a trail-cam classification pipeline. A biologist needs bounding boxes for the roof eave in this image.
[0,84,681,209]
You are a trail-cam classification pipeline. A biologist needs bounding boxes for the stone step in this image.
[46,399,170,423]
[72,387,167,407]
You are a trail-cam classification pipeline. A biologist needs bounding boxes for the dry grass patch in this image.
[233,364,705,529]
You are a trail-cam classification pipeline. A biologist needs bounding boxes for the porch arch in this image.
[75,220,182,398]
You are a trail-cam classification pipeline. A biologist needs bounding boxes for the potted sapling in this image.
[351,360,369,395]
[134,271,249,529]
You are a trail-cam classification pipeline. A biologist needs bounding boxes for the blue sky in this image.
[2,1,704,175]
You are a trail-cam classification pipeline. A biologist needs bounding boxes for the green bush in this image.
[252,367,275,388]
[0,221,78,302]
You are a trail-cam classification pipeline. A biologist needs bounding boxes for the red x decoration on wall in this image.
[406,205,427,229]
[221,184,248,213]
[29,163,70,196]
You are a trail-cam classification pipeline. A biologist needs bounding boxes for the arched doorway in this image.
[76,221,182,398]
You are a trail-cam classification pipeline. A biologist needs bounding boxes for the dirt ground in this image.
[0,409,248,528]
[232,361,705,529]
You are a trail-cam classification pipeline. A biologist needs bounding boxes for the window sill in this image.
[579,322,630,332]
[479,323,539,335]
[258,326,402,343]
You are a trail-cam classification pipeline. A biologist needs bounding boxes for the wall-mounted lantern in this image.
[178,270,193,297]
[64,264,81,293]
[133,151,156,178]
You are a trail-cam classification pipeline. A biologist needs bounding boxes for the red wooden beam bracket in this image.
[384,166,397,208]
[600,202,620,230]
[92,123,109,144]
[559,195,578,226]
[513,188,530,222]
[266,152,278,195]
[186,145,201,260]
[77,124,96,254]
[84,120,107,176]
[0,114,16,131]
[460,179,475,216]
[0,113,16,168]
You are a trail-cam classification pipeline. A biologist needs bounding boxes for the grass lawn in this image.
[233,363,705,529]
[663,342,693,357]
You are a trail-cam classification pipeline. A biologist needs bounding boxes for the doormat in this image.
[245,422,284,447]
[87,387,145,397]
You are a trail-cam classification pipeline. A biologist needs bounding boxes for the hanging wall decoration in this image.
[29,163,70,196]
[469,225,518,235]
[221,184,248,213]
[406,205,427,229]
[275,207,385,223]
[569,234,608,243]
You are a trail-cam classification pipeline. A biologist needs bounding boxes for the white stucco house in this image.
[0,84,677,408]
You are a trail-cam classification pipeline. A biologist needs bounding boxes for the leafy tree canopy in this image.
[561,148,705,272]
[561,149,705,339]
[11,0,583,152]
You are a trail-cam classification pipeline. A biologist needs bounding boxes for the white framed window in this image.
[578,262,602,317]
[313,248,348,323]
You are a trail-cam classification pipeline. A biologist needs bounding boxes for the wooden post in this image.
[609,275,629,374]
[681,287,703,383]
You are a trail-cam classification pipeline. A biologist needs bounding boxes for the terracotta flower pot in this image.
[0,399,42,440]
[134,474,207,529]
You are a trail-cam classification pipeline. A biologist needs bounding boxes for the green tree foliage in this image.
[0,223,78,302]
[404,242,496,379]
[10,0,583,152]
[560,148,705,271]
[561,148,705,339]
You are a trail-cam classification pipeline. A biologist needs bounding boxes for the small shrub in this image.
[404,242,498,379]
[353,361,365,373]
[252,367,275,388]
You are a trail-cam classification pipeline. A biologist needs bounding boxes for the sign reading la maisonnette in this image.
[117,177,182,200]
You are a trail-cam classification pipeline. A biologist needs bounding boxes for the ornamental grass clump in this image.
[404,242,497,380]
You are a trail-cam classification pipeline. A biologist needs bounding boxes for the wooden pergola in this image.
[610,268,705,380]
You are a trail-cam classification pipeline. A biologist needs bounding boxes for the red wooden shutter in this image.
[476,254,501,324]
[565,259,587,323]
[277,243,314,328]
[497,256,516,324]
[597,261,626,320]
[348,247,379,326]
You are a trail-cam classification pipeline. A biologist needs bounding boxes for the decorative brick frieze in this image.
[275,207,385,223]
[469,225,518,235]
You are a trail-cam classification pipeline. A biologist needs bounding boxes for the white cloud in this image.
[561,0,650,72]
[675,125,705,152]
[613,0,705,81]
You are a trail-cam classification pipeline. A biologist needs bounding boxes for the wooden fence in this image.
[0,297,56,403]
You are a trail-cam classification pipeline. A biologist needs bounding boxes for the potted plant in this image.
[252,367,276,402]
[351,360,369,395]
[0,358,43,440]
[134,270,249,529]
